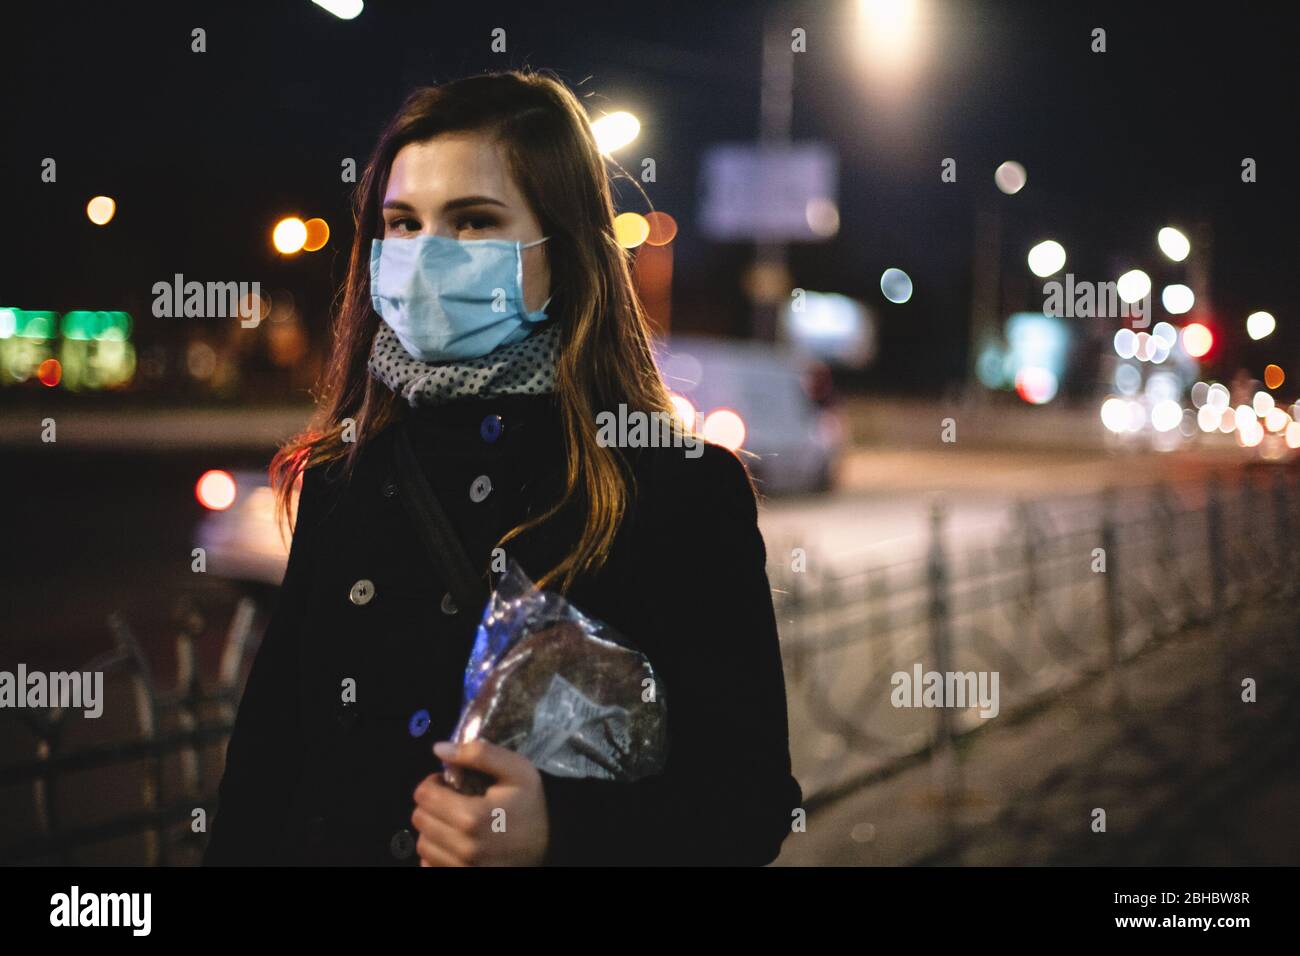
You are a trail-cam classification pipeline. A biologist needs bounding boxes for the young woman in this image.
[203,69,802,867]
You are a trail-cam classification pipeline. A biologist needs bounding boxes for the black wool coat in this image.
[203,391,802,866]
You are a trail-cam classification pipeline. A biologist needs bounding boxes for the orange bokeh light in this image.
[303,218,331,252]
[644,211,679,246]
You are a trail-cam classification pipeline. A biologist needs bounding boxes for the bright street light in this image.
[590,112,640,155]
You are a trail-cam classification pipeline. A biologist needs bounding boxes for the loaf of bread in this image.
[446,620,667,795]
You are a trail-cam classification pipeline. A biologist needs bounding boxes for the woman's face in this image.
[380,131,551,312]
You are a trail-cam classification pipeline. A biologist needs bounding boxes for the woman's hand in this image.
[410,740,549,866]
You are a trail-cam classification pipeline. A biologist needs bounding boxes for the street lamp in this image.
[590,111,641,156]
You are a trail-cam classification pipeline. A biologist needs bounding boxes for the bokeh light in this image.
[86,196,116,226]
[1100,397,1128,433]
[1238,418,1264,448]
[37,358,62,387]
[1015,366,1058,404]
[1151,399,1182,432]
[1161,284,1194,315]
[311,0,364,18]
[643,211,679,246]
[880,268,913,303]
[805,198,841,237]
[702,408,746,450]
[1182,323,1213,358]
[1027,240,1066,278]
[273,217,308,254]
[1116,269,1151,304]
[196,470,237,511]
[613,212,650,248]
[303,217,330,252]
[668,392,696,431]
[1157,226,1191,262]
[994,161,1027,195]
[1113,328,1137,359]
[1246,311,1276,340]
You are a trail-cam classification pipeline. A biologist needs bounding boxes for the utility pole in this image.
[750,8,795,343]
[966,195,1003,397]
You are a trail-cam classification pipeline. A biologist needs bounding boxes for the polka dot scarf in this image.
[367,318,559,407]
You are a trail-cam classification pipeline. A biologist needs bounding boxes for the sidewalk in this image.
[775,599,1300,866]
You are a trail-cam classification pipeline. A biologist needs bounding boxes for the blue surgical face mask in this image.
[370,234,552,363]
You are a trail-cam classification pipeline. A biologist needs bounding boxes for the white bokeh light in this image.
[1116,269,1152,305]
[1027,240,1066,278]
[1161,284,1195,315]
[1246,311,1276,340]
[1157,226,1191,262]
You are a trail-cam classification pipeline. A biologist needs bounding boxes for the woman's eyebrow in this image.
[442,195,507,212]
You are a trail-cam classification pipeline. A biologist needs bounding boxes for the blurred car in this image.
[194,469,290,587]
[655,334,844,494]
[196,336,842,588]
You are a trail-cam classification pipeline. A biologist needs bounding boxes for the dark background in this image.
[4,0,1297,394]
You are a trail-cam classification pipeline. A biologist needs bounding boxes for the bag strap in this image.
[392,423,490,617]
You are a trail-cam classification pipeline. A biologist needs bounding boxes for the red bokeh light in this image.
[37,358,62,387]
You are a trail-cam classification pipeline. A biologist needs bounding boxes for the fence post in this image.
[1017,501,1039,646]
[175,602,205,830]
[1206,476,1226,615]
[927,498,954,752]
[782,541,805,680]
[106,612,161,866]
[1273,469,1294,592]
[925,496,963,852]
[1099,487,1122,673]
[868,566,890,669]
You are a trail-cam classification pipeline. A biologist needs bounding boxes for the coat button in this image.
[480,414,504,443]
[349,579,375,605]
[469,475,493,503]
[440,592,458,616]
[408,709,431,738]
[390,828,416,861]
[381,478,398,498]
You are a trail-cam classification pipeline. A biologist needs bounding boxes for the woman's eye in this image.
[386,217,420,234]
[456,215,498,234]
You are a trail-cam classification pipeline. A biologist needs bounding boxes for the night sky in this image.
[6,0,1298,394]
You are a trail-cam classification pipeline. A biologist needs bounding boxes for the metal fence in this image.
[770,467,1300,810]
[0,597,261,864]
[2,467,1297,864]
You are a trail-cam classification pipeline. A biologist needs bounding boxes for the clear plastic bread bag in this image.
[442,560,669,795]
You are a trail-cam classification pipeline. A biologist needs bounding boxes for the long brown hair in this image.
[270,69,675,592]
